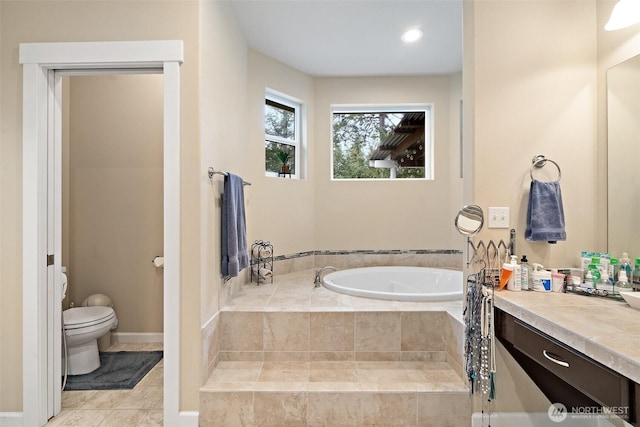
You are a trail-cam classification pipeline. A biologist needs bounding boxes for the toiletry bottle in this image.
[583,271,594,293]
[598,271,613,295]
[591,257,602,280]
[633,258,640,289]
[507,255,521,291]
[615,269,633,294]
[520,255,531,291]
[620,253,633,283]
[609,258,618,287]
[588,264,601,290]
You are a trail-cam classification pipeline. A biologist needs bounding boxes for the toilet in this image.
[62,268,118,375]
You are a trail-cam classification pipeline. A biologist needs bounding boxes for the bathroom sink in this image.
[620,291,640,310]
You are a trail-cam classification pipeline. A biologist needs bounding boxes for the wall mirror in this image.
[607,54,640,257]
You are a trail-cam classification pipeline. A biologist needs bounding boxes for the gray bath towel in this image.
[525,180,566,243]
[221,173,249,277]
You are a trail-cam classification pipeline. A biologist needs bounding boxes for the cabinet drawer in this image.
[512,318,629,410]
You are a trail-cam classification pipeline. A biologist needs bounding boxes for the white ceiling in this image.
[230,0,463,77]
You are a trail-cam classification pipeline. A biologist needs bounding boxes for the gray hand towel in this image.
[525,180,566,244]
[221,173,249,277]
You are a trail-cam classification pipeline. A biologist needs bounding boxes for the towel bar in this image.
[208,167,251,186]
[530,155,561,181]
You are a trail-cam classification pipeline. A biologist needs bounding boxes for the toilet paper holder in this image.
[152,256,164,268]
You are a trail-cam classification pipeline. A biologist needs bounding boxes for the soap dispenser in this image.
[507,255,521,291]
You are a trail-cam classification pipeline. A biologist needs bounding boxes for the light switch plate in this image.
[488,207,510,228]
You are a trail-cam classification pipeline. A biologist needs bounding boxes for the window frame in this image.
[330,104,434,181]
[264,90,303,179]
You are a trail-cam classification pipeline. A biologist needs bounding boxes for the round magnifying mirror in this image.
[454,204,484,236]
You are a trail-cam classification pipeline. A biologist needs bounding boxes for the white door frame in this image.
[20,41,183,427]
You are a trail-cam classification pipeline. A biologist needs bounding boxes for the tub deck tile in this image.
[222,269,463,314]
[202,360,466,393]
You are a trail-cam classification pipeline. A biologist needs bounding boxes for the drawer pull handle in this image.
[543,350,570,368]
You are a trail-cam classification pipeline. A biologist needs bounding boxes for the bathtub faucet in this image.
[314,266,337,288]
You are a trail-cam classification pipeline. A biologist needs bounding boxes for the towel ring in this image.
[530,154,561,182]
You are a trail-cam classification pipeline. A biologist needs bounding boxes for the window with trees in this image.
[265,91,302,178]
[332,106,432,180]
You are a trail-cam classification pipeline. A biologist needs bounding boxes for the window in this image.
[331,106,432,180]
[265,91,302,178]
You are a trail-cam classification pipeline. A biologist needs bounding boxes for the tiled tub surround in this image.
[200,269,469,426]
[274,249,462,276]
[219,249,463,309]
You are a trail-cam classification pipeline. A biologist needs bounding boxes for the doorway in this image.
[21,41,182,427]
[62,73,164,339]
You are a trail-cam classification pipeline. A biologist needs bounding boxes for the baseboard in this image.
[111,332,164,344]
[179,411,199,427]
[0,412,23,427]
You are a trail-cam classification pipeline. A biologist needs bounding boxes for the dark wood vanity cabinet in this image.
[635,382,640,426]
[495,308,638,425]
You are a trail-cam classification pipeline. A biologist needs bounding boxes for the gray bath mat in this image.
[64,350,162,390]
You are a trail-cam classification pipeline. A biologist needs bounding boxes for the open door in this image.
[21,41,183,427]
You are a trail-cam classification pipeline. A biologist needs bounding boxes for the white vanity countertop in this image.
[494,290,640,384]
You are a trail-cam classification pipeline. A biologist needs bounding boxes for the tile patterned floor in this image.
[45,343,163,426]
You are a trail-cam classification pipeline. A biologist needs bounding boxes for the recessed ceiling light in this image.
[401,28,424,43]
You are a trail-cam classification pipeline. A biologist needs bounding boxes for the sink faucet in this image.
[314,266,336,288]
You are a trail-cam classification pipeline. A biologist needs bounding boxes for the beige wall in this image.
[313,75,462,251]
[246,53,461,256]
[65,74,164,333]
[247,49,316,256]
[468,0,599,415]
[449,73,464,249]
[471,0,597,268]
[199,0,250,324]
[0,0,201,412]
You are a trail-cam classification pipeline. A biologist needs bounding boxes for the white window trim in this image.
[265,89,304,179]
[330,103,434,181]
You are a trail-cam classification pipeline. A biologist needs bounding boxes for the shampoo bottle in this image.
[507,255,521,291]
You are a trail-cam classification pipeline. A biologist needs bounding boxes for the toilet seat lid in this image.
[64,306,115,329]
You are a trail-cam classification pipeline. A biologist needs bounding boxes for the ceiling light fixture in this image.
[401,28,424,43]
[605,0,640,31]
